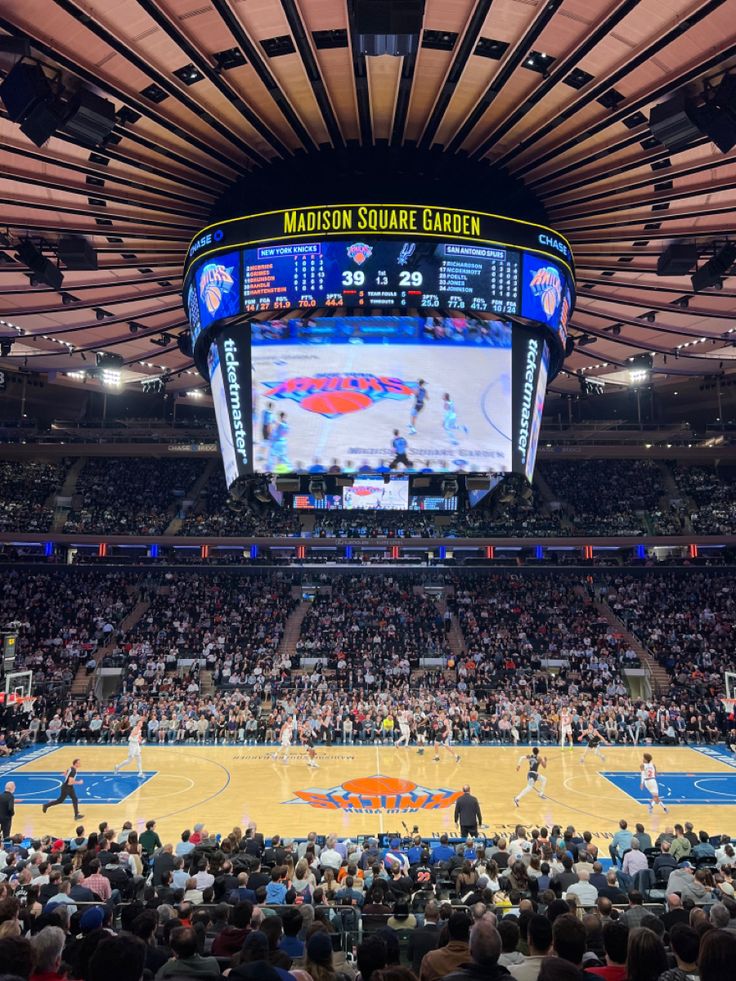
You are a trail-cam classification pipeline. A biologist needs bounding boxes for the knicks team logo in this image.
[198,261,235,315]
[347,242,373,265]
[262,373,414,418]
[529,266,562,321]
[284,775,462,813]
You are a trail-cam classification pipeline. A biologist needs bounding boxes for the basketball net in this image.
[721,697,736,719]
[0,693,34,706]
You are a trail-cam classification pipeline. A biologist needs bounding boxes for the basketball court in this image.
[5,743,736,844]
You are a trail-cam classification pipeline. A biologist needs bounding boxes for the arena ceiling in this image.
[0,0,735,397]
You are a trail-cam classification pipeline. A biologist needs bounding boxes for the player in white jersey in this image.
[273,720,293,763]
[433,716,461,764]
[640,752,668,813]
[579,724,609,763]
[114,720,145,778]
[514,747,547,806]
[396,711,412,748]
[559,708,573,749]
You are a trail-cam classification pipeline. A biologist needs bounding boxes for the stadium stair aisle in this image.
[655,459,679,497]
[594,597,670,697]
[437,596,467,659]
[530,466,557,506]
[72,593,151,697]
[51,457,87,530]
[170,458,217,534]
[279,599,312,661]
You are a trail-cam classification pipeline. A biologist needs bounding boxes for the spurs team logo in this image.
[284,775,462,813]
[261,373,414,418]
[347,242,373,265]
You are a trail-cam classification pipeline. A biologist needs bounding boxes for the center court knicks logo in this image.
[284,775,462,813]
[262,373,414,418]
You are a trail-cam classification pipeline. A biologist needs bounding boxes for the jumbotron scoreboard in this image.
[182,203,575,491]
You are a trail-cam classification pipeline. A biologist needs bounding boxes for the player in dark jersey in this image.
[389,430,413,470]
[42,758,84,820]
[301,723,319,769]
[579,723,609,763]
[513,747,547,806]
[408,379,427,434]
[433,715,461,764]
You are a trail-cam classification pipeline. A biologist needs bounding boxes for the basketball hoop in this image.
[721,697,736,717]
[0,692,34,706]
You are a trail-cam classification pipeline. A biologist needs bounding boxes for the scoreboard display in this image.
[239,239,522,315]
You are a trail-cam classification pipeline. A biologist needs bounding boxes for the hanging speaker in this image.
[62,89,116,147]
[20,97,68,147]
[0,61,53,122]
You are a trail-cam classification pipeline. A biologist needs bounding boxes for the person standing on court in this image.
[42,758,84,820]
[0,780,15,838]
[454,784,482,837]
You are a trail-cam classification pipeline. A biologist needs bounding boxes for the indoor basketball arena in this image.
[0,3,736,981]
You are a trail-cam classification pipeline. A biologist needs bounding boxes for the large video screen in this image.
[343,477,409,510]
[210,315,549,489]
[189,238,572,348]
[251,316,513,477]
[410,495,457,511]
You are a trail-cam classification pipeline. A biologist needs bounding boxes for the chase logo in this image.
[199,261,235,315]
[261,373,413,418]
[538,234,569,258]
[284,775,462,813]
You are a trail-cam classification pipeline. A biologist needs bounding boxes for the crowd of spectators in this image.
[0,459,66,533]
[295,577,452,672]
[0,455,733,540]
[180,471,301,538]
[311,511,440,539]
[115,572,298,698]
[537,461,680,537]
[2,565,735,754]
[0,570,140,693]
[2,565,736,753]
[63,459,206,536]
[671,465,736,536]
[600,572,736,705]
[1,816,736,981]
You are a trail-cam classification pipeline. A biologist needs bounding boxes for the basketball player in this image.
[513,747,547,806]
[301,723,319,768]
[261,401,275,442]
[42,758,84,820]
[273,720,292,764]
[114,719,145,778]
[415,716,428,755]
[579,723,609,763]
[442,393,466,445]
[408,379,427,434]
[267,412,291,471]
[640,752,668,813]
[389,430,413,470]
[559,707,574,749]
[433,716,461,764]
[396,711,412,749]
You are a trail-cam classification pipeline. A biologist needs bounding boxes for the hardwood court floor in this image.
[8,743,736,844]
